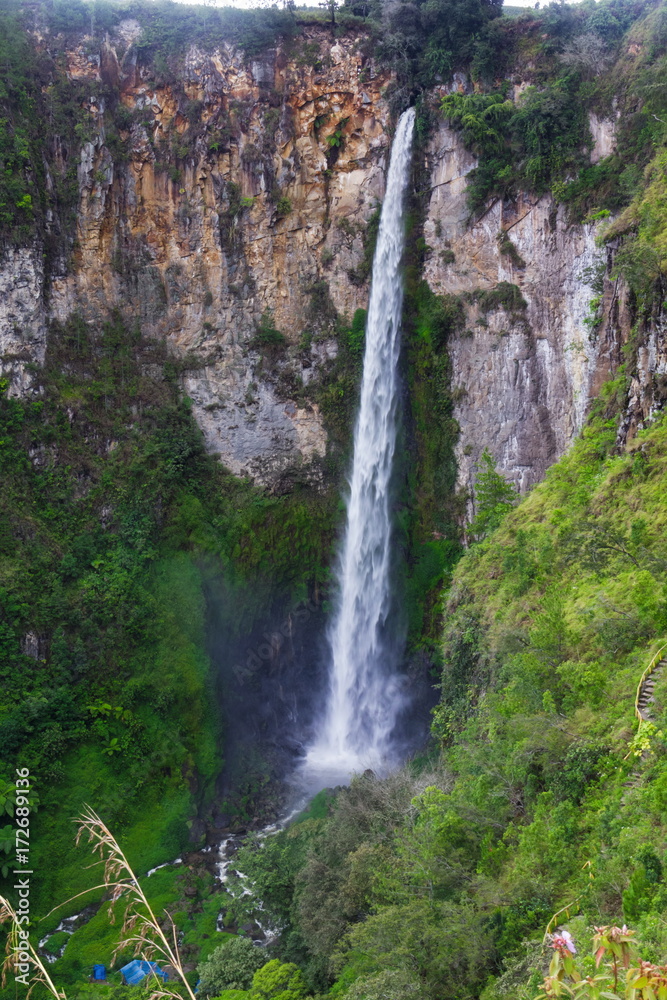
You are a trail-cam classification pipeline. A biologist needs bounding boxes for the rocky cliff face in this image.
[0,246,48,396]
[2,24,666,499]
[1,23,392,486]
[423,110,667,501]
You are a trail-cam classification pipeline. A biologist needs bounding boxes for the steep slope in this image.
[1,11,394,487]
[218,399,667,1000]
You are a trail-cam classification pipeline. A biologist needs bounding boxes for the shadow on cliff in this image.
[203,566,330,827]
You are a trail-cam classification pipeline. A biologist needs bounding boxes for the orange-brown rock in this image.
[4,24,393,486]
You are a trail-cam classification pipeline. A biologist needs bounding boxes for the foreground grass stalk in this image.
[0,895,66,1000]
[48,805,197,1000]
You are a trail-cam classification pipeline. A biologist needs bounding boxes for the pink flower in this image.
[553,931,577,955]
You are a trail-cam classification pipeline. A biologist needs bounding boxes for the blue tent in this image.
[120,960,168,986]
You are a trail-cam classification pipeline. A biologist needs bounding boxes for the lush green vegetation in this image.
[439,0,667,219]
[0,0,94,248]
[44,0,299,61]
[212,393,667,1000]
[0,308,342,994]
[0,4,471,976]
[0,284,466,1000]
[369,0,502,89]
[198,937,267,994]
[401,280,464,651]
[200,958,309,1000]
[442,79,592,212]
[467,448,518,539]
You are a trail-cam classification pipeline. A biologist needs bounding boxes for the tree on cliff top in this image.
[376,0,502,86]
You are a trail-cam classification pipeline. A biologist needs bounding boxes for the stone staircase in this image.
[621,645,667,801]
[634,644,667,723]
[636,659,667,721]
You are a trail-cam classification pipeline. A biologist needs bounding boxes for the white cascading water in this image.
[303,107,416,788]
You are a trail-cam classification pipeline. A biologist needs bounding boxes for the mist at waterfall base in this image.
[299,107,418,794]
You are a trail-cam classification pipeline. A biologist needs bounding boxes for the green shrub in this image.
[442,77,591,212]
[197,937,266,996]
[249,961,308,1000]
[344,969,427,1000]
[470,282,527,317]
[254,310,286,346]
[42,930,70,956]
[348,309,367,354]
[469,449,518,540]
[275,196,292,217]
[497,230,526,269]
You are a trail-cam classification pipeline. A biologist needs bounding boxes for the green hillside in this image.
[216,390,667,1000]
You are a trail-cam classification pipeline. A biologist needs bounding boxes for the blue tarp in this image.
[120,960,168,986]
[92,965,107,981]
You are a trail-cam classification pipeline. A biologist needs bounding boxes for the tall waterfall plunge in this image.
[303,107,416,789]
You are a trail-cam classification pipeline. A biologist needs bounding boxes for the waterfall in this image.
[304,107,416,788]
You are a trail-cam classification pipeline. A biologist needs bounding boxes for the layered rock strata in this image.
[1,25,392,485]
[2,28,666,496]
[423,114,667,499]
